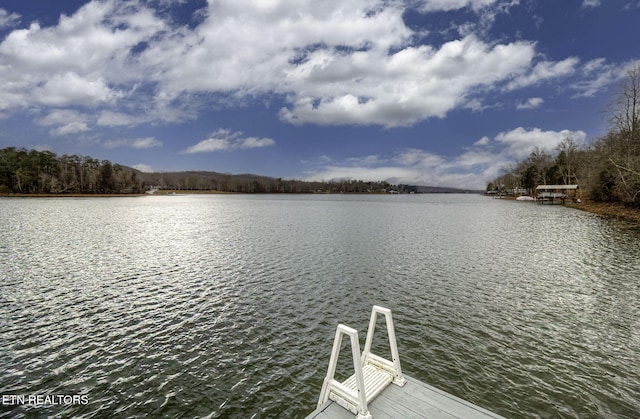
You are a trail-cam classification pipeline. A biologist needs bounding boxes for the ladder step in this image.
[317,306,405,418]
[329,365,393,414]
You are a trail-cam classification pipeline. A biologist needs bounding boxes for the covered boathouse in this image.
[535,184,579,204]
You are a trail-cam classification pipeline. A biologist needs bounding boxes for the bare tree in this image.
[556,137,580,185]
[606,65,640,204]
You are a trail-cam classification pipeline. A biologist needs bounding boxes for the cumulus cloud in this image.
[0,0,632,132]
[103,137,162,149]
[238,137,277,149]
[51,122,91,137]
[0,0,554,128]
[32,72,122,107]
[582,0,601,8]
[304,157,483,188]
[132,163,155,172]
[506,57,580,90]
[0,1,165,114]
[474,136,491,146]
[304,126,587,189]
[0,9,20,28]
[182,129,275,154]
[38,109,91,136]
[281,35,536,126]
[97,111,147,127]
[418,0,498,12]
[493,127,586,160]
[39,109,87,126]
[571,58,640,97]
[516,97,544,109]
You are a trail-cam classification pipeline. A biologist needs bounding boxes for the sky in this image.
[1,0,639,189]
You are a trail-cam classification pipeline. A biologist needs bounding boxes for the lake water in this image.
[1,194,639,418]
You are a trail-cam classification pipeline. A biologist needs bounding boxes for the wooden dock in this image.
[305,374,505,419]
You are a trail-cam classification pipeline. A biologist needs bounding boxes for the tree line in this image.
[488,65,640,207]
[0,148,143,194]
[142,170,398,194]
[0,147,401,195]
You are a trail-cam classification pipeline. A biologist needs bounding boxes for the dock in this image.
[306,374,504,419]
[306,306,505,419]
[535,184,579,205]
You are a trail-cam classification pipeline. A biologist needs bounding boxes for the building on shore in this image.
[535,184,579,204]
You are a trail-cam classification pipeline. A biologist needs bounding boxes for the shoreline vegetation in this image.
[0,146,480,196]
[497,195,640,224]
[3,67,639,223]
[566,201,640,224]
[488,66,640,217]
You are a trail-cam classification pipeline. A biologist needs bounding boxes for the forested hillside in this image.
[0,149,142,194]
[0,147,399,195]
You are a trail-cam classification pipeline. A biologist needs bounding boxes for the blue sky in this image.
[1,0,639,189]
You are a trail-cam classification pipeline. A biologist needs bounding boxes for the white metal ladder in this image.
[317,306,406,419]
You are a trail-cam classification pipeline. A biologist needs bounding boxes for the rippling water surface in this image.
[1,194,639,418]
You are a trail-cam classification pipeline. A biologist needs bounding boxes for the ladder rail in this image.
[317,306,405,419]
[317,324,371,419]
[362,306,406,386]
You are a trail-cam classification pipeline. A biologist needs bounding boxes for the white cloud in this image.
[238,137,276,149]
[144,0,413,100]
[0,1,165,112]
[418,0,498,12]
[39,109,88,126]
[304,160,485,188]
[571,58,640,97]
[0,0,630,132]
[346,155,385,166]
[516,97,544,109]
[38,109,91,136]
[493,127,586,160]
[32,72,122,107]
[132,163,155,172]
[0,2,165,78]
[131,0,552,127]
[0,9,20,28]
[184,138,230,153]
[182,129,275,154]
[582,0,601,8]
[281,35,536,126]
[51,122,90,137]
[394,149,446,168]
[103,137,162,149]
[506,57,579,90]
[97,111,146,127]
[304,126,587,189]
[474,136,491,146]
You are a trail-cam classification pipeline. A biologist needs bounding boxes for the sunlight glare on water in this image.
[1,194,639,418]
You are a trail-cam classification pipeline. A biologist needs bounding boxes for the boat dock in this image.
[535,184,579,205]
[306,374,504,419]
[306,306,505,419]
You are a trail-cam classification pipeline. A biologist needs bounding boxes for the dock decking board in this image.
[305,375,505,419]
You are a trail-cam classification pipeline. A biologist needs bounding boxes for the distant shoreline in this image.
[3,192,639,223]
[0,190,398,197]
[0,193,146,198]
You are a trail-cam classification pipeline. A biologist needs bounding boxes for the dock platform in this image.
[307,306,505,419]
[305,374,505,419]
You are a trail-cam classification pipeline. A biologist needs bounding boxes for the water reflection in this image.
[0,195,639,418]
